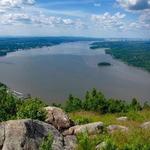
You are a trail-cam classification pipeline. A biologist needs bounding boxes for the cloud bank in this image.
[117,0,150,10]
[0,0,149,38]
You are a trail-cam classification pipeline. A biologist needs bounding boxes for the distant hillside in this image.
[91,41,150,72]
[0,37,101,56]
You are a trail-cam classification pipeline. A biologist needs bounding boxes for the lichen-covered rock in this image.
[45,106,74,130]
[63,122,104,135]
[0,119,64,150]
[140,121,150,129]
[116,117,128,122]
[64,135,77,150]
[107,125,129,133]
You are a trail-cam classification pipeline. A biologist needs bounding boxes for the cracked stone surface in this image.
[0,119,64,150]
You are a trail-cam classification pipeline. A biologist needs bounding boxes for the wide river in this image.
[0,41,150,104]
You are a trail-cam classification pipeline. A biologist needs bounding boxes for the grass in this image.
[69,109,150,149]
[69,111,117,126]
[69,109,150,126]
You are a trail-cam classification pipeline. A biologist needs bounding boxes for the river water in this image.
[0,41,150,104]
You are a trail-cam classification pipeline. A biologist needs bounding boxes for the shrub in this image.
[17,98,47,121]
[143,102,150,110]
[83,89,106,113]
[65,94,82,112]
[64,89,143,114]
[0,85,21,121]
[40,133,53,150]
[130,98,142,111]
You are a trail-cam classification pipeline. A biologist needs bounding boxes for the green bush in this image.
[40,133,53,150]
[143,102,150,110]
[0,85,21,121]
[64,89,148,114]
[130,98,142,111]
[83,89,107,113]
[65,94,82,112]
[17,98,47,121]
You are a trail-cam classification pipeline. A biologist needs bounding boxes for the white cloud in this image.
[62,19,74,25]
[116,0,150,31]
[0,0,35,15]
[139,10,150,24]
[117,0,150,10]
[0,10,85,30]
[0,0,35,7]
[0,0,86,29]
[91,12,126,29]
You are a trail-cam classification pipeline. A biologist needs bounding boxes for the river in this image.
[0,41,150,104]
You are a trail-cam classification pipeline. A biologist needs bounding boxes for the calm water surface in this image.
[0,41,150,103]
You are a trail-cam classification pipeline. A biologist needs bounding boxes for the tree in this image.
[0,85,20,121]
[130,98,142,111]
[65,94,82,112]
[143,102,150,110]
[17,98,46,121]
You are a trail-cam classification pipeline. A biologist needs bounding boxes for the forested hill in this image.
[90,41,150,72]
[0,37,101,56]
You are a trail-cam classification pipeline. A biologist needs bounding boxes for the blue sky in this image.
[0,0,150,38]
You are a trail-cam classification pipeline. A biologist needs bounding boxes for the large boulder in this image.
[44,106,74,130]
[140,121,150,129]
[107,125,129,133]
[0,119,64,150]
[63,122,104,135]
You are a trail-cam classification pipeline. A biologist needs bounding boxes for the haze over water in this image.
[0,41,150,104]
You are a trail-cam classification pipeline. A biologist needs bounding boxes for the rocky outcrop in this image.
[0,119,64,150]
[116,116,128,122]
[107,125,129,133]
[140,121,150,129]
[63,122,104,135]
[44,106,74,130]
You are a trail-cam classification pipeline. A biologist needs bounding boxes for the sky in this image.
[0,0,150,38]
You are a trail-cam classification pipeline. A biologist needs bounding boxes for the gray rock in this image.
[140,121,150,129]
[45,106,74,130]
[116,117,128,122]
[107,125,128,133]
[63,122,104,135]
[0,119,64,150]
[64,135,77,150]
